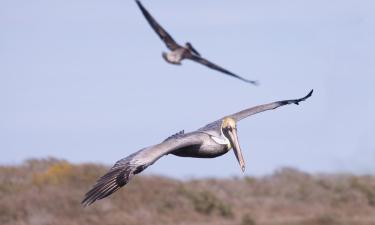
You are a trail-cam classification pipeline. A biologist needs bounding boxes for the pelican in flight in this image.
[135,0,258,85]
[82,90,313,206]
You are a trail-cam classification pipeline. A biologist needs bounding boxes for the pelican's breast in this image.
[166,49,185,63]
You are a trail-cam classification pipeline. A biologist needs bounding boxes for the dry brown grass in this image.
[0,159,374,225]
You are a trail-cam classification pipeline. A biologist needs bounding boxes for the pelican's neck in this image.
[211,128,231,149]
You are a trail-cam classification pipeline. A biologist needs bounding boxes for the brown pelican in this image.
[135,0,258,85]
[81,90,313,206]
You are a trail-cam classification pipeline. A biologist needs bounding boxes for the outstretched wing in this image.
[186,42,201,56]
[228,90,313,122]
[186,54,258,85]
[136,0,180,50]
[81,132,204,206]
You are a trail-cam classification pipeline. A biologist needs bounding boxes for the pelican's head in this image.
[221,117,245,172]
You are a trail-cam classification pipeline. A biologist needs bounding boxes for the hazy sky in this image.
[1,0,375,177]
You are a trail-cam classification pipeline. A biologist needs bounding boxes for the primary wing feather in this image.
[82,132,204,206]
[228,90,313,121]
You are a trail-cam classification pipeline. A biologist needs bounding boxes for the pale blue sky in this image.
[1,0,375,177]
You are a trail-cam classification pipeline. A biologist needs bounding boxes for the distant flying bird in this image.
[82,90,313,206]
[135,0,258,85]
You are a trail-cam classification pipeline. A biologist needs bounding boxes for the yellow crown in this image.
[222,117,236,129]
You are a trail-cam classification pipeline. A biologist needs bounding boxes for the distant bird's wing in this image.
[136,0,180,50]
[186,42,201,56]
[228,90,313,122]
[81,132,205,206]
[185,54,258,85]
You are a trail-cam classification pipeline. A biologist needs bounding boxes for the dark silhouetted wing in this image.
[186,54,258,85]
[228,90,313,121]
[186,42,201,56]
[81,132,205,206]
[136,0,180,50]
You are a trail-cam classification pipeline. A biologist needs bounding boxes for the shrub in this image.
[180,188,233,218]
[349,176,375,206]
[308,214,338,225]
[32,162,73,186]
[241,214,256,225]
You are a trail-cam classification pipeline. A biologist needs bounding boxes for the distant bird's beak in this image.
[227,128,245,172]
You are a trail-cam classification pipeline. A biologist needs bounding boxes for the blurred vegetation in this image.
[179,187,233,218]
[241,214,257,225]
[0,159,375,225]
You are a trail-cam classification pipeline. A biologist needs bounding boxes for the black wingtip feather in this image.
[247,80,260,86]
[297,89,313,104]
[81,166,133,207]
[135,0,146,13]
[279,89,313,106]
[295,89,313,104]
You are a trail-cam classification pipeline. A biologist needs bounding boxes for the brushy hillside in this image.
[1,158,375,225]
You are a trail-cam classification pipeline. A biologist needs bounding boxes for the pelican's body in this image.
[82,90,313,206]
[135,0,258,85]
[170,131,229,158]
[162,48,186,65]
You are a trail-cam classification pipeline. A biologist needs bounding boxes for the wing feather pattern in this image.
[229,90,313,121]
[82,132,204,206]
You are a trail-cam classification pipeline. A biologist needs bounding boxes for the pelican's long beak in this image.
[228,128,245,172]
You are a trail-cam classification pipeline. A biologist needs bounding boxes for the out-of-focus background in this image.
[1,0,375,225]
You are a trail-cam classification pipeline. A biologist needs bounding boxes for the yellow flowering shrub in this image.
[32,162,73,186]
